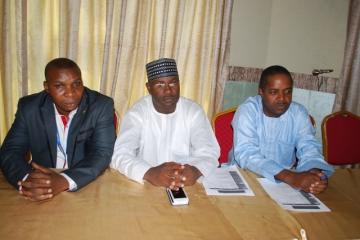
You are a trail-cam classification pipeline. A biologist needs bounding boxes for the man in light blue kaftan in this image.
[230,65,333,194]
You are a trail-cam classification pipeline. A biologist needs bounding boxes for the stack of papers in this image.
[257,178,331,212]
[202,166,254,196]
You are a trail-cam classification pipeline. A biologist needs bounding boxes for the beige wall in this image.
[230,0,272,67]
[230,0,349,78]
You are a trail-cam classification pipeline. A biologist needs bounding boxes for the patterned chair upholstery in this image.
[212,108,236,165]
[321,111,360,165]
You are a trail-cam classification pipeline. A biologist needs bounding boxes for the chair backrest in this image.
[212,108,237,165]
[321,111,360,165]
[114,110,120,136]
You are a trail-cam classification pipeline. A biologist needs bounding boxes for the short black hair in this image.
[44,58,81,81]
[259,65,293,89]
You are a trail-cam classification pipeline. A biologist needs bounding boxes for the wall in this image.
[230,0,349,78]
[230,0,272,68]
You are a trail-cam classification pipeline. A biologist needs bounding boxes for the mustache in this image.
[275,102,289,108]
[63,101,78,104]
[162,96,178,100]
[275,101,288,105]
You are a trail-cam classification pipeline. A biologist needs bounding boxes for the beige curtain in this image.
[0,0,233,142]
[100,0,233,119]
[333,0,360,115]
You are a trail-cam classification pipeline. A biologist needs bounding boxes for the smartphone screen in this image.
[171,188,186,198]
[166,187,189,205]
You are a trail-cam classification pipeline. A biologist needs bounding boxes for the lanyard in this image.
[56,127,68,169]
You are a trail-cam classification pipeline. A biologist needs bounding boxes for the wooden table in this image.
[0,168,359,240]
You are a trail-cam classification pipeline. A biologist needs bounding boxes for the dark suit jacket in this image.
[0,87,116,190]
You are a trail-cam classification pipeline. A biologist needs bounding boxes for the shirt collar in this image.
[53,104,78,119]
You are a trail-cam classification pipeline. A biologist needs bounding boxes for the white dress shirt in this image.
[54,104,78,191]
[111,96,220,183]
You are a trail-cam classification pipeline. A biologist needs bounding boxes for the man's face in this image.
[146,76,180,114]
[44,68,84,116]
[259,73,293,118]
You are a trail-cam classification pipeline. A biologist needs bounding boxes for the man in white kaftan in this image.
[111,58,219,189]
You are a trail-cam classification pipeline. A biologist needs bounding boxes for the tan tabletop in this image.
[0,168,359,240]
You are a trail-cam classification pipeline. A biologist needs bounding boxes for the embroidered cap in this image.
[146,58,178,81]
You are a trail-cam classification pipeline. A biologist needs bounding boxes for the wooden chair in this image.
[212,108,237,165]
[114,109,120,136]
[321,111,360,166]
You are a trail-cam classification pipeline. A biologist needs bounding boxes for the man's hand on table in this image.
[143,162,202,190]
[178,164,202,186]
[18,162,69,201]
[144,162,184,189]
[275,169,328,194]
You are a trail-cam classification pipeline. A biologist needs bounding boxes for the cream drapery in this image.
[0,0,233,142]
[333,0,360,114]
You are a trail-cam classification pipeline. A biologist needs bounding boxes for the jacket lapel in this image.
[66,92,89,166]
[40,96,57,168]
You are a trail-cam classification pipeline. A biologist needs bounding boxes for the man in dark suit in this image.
[0,58,116,201]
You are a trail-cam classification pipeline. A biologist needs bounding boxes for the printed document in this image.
[202,166,255,196]
[258,178,330,212]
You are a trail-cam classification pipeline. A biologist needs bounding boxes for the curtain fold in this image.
[213,0,232,116]
[15,0,28,97]
[1,0,22,141]
[0,0,233,142]
[333,0,360,115]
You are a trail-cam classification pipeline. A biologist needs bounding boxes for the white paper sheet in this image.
[257,178,330,212]
[202,166,255,196]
